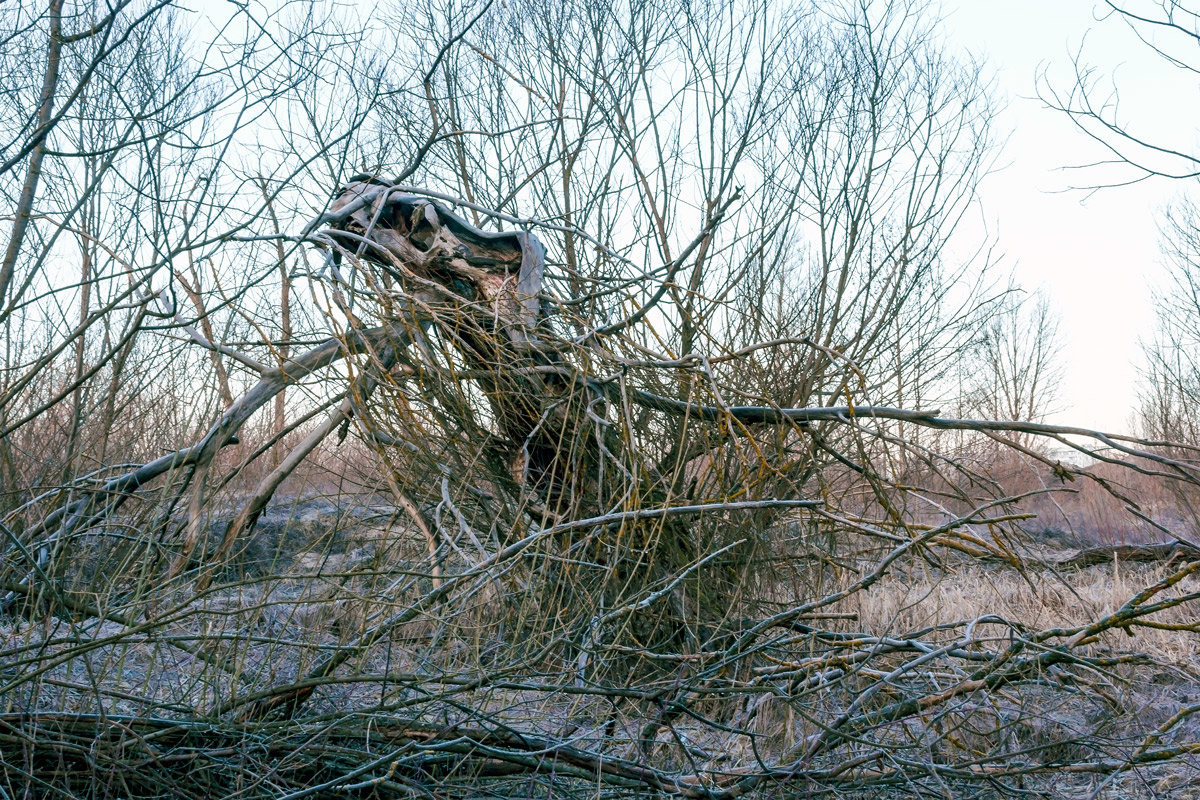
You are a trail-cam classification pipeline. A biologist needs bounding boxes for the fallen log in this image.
[1055,541,1200,569]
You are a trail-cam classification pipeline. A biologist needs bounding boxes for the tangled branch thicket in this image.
[4,0,1200,798]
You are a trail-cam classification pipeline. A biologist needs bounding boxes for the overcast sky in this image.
[939,1,1200,433]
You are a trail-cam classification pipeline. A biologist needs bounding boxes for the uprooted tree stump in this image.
[326,179,605,518]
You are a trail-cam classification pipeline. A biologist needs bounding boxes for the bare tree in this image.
[965,289,1065,448]
[1042,0,1200,187]
[1142,202,1200,442]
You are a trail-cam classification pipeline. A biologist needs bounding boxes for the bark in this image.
[326,180,606,515]
[0,0,64,309]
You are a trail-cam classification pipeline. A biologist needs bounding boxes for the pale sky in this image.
[941,1,1200,433]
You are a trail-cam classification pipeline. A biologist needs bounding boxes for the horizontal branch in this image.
[5,318,418,554]
[630,390,1200,479]
[630,390,941,424]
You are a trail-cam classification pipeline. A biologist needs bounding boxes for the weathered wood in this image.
[1056,542,1200,569]
[328,179,606,515]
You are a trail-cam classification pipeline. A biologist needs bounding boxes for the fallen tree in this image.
[5,177,1200,799]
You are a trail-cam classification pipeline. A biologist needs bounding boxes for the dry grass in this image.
[849,552,1200,666]
[7,497,1200,799]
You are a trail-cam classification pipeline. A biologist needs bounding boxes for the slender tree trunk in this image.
[0,0,64,310]
[259,179,291,467]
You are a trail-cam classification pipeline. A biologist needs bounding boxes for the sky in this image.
[940,1,1200,433]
